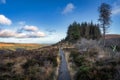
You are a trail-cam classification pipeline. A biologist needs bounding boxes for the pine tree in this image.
[66,21,81,42]
[65,21,101,42]
[98,3,112,46]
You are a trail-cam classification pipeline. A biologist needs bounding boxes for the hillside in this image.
[0,42,44,50]
[0,45,59,80]
[105,34,120,39]
[105,34,120,49]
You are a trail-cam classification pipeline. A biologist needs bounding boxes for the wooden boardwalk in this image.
[58,49,71,80]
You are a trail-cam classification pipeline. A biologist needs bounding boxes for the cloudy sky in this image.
[0,0,120,44]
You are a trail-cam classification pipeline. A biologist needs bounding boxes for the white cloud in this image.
[0,29,45,38]
[23,25,39,32]
[0,0,6,4]
[0,14,12,25]
[112,0,120,15]
[27,31,45,38]
[0,32,64,44]
[0,29,64,44]
[15,33,28,38]
[0,29,28,38]
[18,21,26,25]
[62,3,75,14]
[0,29,15,37]
[0,22,46,38]
[32,31,45,37]
[112,8,120,15]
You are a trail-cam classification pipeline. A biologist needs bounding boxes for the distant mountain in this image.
[105,34,120,47]
[105,34,120,39]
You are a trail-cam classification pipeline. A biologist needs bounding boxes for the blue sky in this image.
[0,0,120,44]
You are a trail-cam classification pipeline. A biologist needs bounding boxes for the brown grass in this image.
[0,43,40,47]
[0,46,59,80]
[0,42,45,50]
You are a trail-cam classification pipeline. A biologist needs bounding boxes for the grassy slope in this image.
[65,38,120,80]
[0,46,59,80]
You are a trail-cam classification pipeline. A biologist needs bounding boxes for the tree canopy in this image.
[65,21,101,42]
